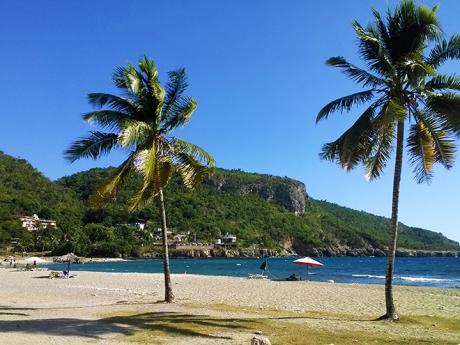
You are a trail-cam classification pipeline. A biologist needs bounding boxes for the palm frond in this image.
[136,57,166,116]
[174,153,208,190]
[316,90,374,122]
[88,155,135,207]
[135,147,157,185]
[64,132,119,162]
[87,93,139,114]
[365,124,395,181]
[162,68,188,120]
[373,99,406,126]
[130,148,173,211]
[425,74,460,92]
[415,111,456,168]
[138,56,159,81]
[352,20,394,77]
[320,106,375,171]
[426,34,460,67]
[172,138,215,168]
[386,1,440,62]
[118,122,152,148]
[113,64,144,96]
[404,58,436,88]
[326,57,386,87]
[161,97,197,131]
[371,7,391,51]
[407,121,436,183]
[426,93,460,135]
[129,171,170,211]
[172,138,215,189]
[82,110,132,131]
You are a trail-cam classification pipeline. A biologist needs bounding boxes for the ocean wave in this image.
[398,276,459,283]
[352,274,385,279]
[353,275,459,283]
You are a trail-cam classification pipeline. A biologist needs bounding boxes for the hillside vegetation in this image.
[0,152,84,250]
[0,151,458,256]
[57,166,459,255]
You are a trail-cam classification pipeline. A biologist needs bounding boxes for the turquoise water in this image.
[46,256,460,288]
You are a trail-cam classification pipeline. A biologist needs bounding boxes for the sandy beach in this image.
[0,268,458,344]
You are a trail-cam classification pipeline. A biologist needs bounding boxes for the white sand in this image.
[0,269,458,344]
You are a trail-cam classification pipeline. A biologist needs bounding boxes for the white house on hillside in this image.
[216,233,237,245]
[20,214,57,232]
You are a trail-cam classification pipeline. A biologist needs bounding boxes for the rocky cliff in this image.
[205,169,309,214]
[139,246,460,258]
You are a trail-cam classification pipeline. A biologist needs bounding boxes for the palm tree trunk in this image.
[158,187,174,302]
[382,119,404,321]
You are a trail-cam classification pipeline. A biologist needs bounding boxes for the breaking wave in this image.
[352,275,459,283]
[352,274,385,279]
[398,276,459,283]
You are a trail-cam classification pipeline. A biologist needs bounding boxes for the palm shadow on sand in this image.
[0,312,255,340]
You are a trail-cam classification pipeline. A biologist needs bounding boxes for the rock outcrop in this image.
[141,245,459,259]
[291,239,460,257]
[206,170,309,214]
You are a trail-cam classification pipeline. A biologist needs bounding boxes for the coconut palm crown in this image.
[317,1,460,320]
[65,56,215,302]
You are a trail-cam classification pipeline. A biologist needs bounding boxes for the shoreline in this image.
[3,256,459,290]
[3,245,459,264]
[0,258,460,291]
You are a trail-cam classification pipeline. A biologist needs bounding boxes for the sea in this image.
[46,256,460,289]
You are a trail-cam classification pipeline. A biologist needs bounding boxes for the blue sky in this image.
[1,0,460,242]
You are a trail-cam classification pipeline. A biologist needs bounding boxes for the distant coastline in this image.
[38,256,460,289]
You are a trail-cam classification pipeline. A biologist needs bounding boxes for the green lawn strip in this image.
[99,306,459,345]
[185,303,362,320]
[400,315,460,333]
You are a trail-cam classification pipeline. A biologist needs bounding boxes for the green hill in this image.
[0,151,84,250]
[57,166,459,255]
[0,151,458,256]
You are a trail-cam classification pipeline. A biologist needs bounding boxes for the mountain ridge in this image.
[0,151,458,256]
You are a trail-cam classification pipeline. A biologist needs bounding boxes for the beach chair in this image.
[49,271,65,279]
[48,271,77,279]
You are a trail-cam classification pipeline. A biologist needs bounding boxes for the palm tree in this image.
[316,1,460,320]
[65,56,215,302]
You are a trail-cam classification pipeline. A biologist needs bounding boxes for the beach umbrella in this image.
[293,257,323,278]
[23,257,50,265]
[57,253,80,274]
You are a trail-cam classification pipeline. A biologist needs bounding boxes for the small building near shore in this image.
[20,214,56,232]
[216,233,237,246]
[172,233,188,243]
[117,222,146,231]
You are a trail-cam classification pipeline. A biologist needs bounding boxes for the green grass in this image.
[100,306,460,345]
[186,303,364,320]
[401,315,460,333]
[103,311,258,345]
